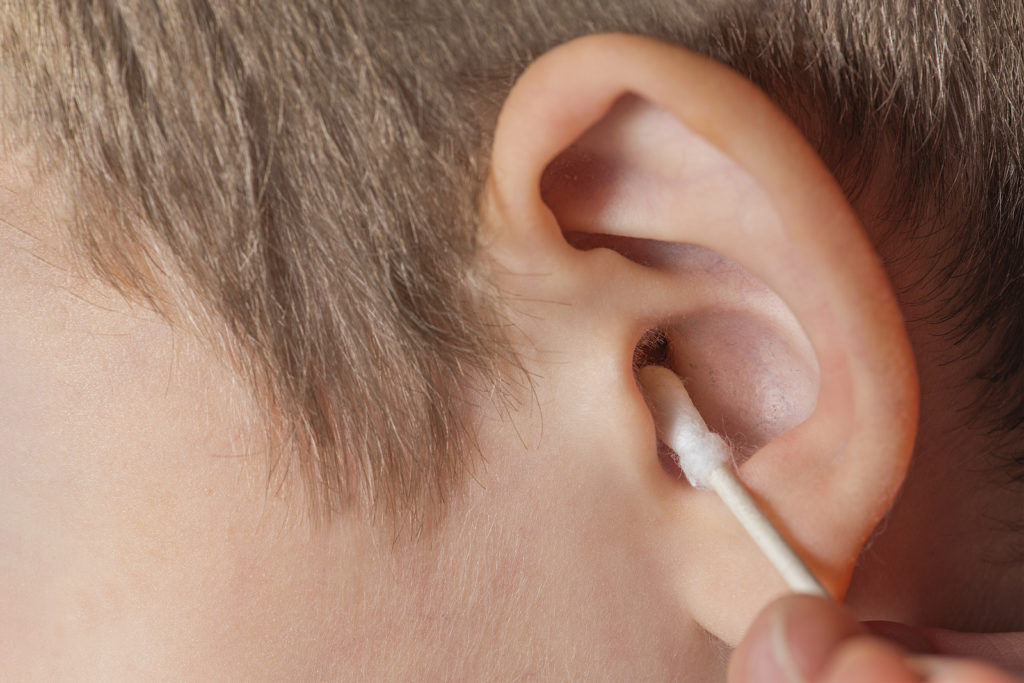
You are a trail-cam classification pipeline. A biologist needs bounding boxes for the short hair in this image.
[3,1,1022,523]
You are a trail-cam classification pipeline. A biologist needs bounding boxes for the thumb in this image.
[728,594,865,683]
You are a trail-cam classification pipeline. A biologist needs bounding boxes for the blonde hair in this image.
[3,1,1023,522]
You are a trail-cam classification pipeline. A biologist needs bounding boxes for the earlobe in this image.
[484,33,918,645]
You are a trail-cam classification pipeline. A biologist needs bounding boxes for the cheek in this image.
[439,414,721,680]
[0,279,271,673]
[667,309,819,458]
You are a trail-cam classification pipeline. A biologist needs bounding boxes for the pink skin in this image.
[2,34,1022,680]
[729,596,1023,682]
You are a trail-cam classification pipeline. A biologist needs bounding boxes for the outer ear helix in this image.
[488,32,917,550]
[486,33,918,644]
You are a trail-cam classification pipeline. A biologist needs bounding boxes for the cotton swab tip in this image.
[637,365,729,488]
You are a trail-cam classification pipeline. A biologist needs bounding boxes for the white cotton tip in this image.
[637,365,730,489]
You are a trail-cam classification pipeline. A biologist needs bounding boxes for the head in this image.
[2,1,1022,679]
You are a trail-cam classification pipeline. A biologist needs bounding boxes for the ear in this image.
[482,34,918,645]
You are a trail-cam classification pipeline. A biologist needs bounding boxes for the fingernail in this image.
[770,598,853,683]
[865,621,934,654]
[904,654,956,680]
[770,603,809,682]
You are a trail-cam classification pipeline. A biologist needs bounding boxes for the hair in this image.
[2,1,1023,523]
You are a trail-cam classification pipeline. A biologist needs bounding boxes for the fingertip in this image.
[820,637,923,683]
[729,595,865,683]
[905,655,1022,683]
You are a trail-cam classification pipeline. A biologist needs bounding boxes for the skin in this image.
[731,596,1021,682]
[1,34,1021,680]
[733,593,1019,679]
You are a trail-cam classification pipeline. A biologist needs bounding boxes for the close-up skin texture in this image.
[2,2,1024,680]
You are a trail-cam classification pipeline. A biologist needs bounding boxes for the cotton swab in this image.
[638,365,828,597]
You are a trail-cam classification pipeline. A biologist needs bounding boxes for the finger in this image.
[905,655,1023,683]
[728,595,866,683]
[921,630,1024,676]
[822,639,1023,683]
[869,621,1024,676]
[819,636,923,683]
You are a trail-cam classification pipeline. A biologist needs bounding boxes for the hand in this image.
[728,595,1022,682]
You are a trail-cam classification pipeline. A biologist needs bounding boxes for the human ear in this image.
[482,34,918,645]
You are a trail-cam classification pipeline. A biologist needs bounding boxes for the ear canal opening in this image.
[631,328,688,479]
[632,328,669,370]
